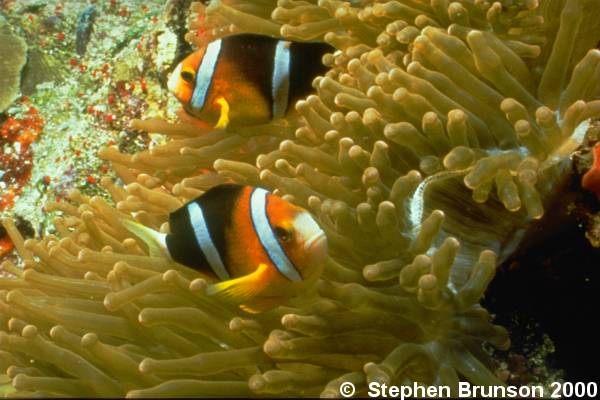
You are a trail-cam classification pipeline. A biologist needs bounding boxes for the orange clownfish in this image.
[167,34,332,129]
[123,184,328,312]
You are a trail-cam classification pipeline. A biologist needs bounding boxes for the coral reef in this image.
[0,0,176,233]
[564,118,600,249]
[0,32,27,112]
[0,0,599,397]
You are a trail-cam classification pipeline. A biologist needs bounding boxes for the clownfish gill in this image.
[167,34,333,129]
[122,184,328,313]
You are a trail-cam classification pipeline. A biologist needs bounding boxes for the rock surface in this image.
[20,48,61,96]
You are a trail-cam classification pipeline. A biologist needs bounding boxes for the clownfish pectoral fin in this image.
[213,96,230,129]
[206,263,270,304]
[121,219,169,258]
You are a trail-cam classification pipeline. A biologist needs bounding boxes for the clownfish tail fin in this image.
[121,219,169,258]
[206,263,269,304]
[214,96,230,129]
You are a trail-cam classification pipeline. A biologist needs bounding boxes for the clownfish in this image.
[167,34,332,129]
[122,184,328,312]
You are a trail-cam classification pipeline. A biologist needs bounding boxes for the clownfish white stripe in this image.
[187,202,230,280]
[272,40,291,119]
[250,188,303,282]
[191,39,222,111]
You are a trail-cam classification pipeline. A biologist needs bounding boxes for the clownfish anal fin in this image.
[240,296,285,313]
[214,96,230,129]
[121,219,169,258]
[206,263,269,303]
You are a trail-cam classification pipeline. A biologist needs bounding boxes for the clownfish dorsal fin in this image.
[206,263,270,304]
[121,219,169,258]
[190,184,244,222]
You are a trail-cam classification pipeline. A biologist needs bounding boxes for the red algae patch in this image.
[0,99,44,257]
[0,235,12,259]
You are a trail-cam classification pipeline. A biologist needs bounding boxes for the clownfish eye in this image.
[180,68,195,83]
[274,226,291,242]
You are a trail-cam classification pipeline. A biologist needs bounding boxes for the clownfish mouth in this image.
[304,231,327,257]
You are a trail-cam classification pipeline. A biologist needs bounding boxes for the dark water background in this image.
[485,177,599,383]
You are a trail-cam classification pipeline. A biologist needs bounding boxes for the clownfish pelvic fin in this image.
[206,263,270,303]
[214,96,230,129]
[121,219,169,258]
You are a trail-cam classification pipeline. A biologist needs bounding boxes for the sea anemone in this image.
[0,0,599,397]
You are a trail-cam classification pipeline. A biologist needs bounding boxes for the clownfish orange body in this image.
[167,34,332,129]
[123,184,328,312]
